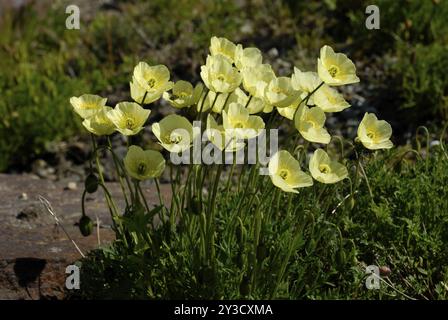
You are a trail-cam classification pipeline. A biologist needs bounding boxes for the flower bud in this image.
[198,265,215,286]
[350,196,355,210]
[239,275,251,296]
[236,223,247,244]
[189,196,202,215]
[235,250,244,268]
[85,173,99,193]
[256,243,268,261]
[79,215,93,237]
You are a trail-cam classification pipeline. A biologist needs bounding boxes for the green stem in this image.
[207,164,223,262]
[225,157,236,201]
[107,137,131,207]
[270,225,302,299]
[136,182,151,215]
[292,82,324,121]
[91,135,117,217]
[154,178,166,225]
[358,160,374,200]
[140,91,148,106]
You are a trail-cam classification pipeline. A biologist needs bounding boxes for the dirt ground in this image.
[0,173,170,299]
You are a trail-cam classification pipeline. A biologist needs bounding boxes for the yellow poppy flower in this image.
[197,91,229,113]
[309,148,348,184]
[262,103,274,113]
[277,97,301,120]
[209,36,237,63]
[106,102,151,136]
[163,81,203,109]
[294,105,331,144]
[291,68,321,105]
[268,150,313,193]
[130,62,174,104]
[357,113,393,150]
[265,77,299,108]
[152,114,193,153]
[70,94,107,119]
[206,114,245,152]
[222,102,265,139]
[198,88,266,115]
[226,88,267,114]
[82,106,115,136]
[200,55,242,93]
[234,45,262,70]
[314,85,350,113]
[241,63,275,98]
[317,45,360,86]
[124,145,165,180]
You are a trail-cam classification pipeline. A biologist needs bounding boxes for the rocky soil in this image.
[0,173,170,300]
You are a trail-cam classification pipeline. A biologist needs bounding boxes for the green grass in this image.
[72,142,448,300]
[0,0,253,171]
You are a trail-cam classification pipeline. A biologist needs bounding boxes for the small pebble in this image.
[18,193,28,200]
[65,182,77,191]
[379,266,391,277]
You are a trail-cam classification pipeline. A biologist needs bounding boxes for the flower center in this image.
[125,118,135,130]
[328,66,339,78]
[306,120,317,129]
[148,78,156,88]
[279,169,289,180]
[234,122,244,129]
[168,132,183,144]
[217,74,226,82]
[137,163,146,175]
[367,131,376,140]
[272,87,286,94]
[319,164,331,174]
[172,92,189,100]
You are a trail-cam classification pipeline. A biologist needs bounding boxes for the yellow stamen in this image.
[328,66,339,77]
[279,169,289,180]
[148,78,156,88]
[137,163,146,175]
[367,131,376,139]
[125,118,135,130]
[319,164,331,174]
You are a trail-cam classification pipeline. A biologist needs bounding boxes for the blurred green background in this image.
[0,0,447,172]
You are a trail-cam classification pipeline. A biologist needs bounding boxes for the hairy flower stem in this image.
[206,164,222,263]
[237,162,247,193]
[196,88,210,121]
[136,181,151,215]
[107,137,132,207]
[249,194,268,295]
[236,163,257,218]
[354,150,374,200]
[181,164,194,212]
[286,193,293,217]
[140,91,148,106]
[169,164,182,219]
[225,157,236,201]
[90,135,119,223]
[98,183,122,238]
[154,178,166,225]
[244,95,253,109]
[270,224,302,299]
[292,81,325,121]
